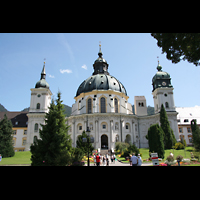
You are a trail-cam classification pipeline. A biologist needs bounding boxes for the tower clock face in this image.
[162,81,166,86]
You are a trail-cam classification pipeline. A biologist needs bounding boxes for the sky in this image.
[0,33,199,111]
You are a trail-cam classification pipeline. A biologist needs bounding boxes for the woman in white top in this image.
[137,154,142,166]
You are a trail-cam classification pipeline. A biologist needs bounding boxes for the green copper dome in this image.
[35,62,50,89]
[76,46,127,97]
[76,74,127,97]
[152,63,172,91]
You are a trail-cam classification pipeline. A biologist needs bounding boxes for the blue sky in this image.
[0,33,199,111]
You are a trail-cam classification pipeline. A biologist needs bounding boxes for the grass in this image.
[140,146,195,161]
[116,147,197,164]
[0,151,31,165]
[0,147,197,166]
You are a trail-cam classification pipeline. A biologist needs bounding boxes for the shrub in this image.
[176,155,183,162]
[166,155,174,162]
[115,142,130,154]
[173,142,184,150]
[165,155,175,166]
[121,144,140,158]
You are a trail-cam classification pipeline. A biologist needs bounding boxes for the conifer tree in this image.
[76,130,94,155]
[30,92,72,166]
[147,124,165,159]
[191,119,200,151]
[0,114,15,157]
[160,104,176,149]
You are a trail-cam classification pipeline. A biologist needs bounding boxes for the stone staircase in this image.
[100,149,109,156]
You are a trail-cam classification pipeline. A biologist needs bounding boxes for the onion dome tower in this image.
[35,62,50,89]
[152,60,175,113]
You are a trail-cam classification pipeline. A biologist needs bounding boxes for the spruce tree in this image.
[191,119,200,151]
[147,124,165,159]
[0,114,15,157]
[76,130,94,155]
[30,92,72,166]
[160,104,176,149]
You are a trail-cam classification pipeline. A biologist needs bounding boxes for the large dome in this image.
[76,74,127,97]
[76,45,127,97]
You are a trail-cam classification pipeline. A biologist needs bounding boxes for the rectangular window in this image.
[187,127,191,133]
[184,119,189,122]
[79,126,82,130]
[126,125,129,129]
[24,130,27,135]
[13,130,17,135]
[102,124,106,129]
[22,139,26,145]
[188,136,193,143]
[179,127,183,133]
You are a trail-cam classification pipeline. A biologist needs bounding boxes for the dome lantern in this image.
[93,42,109,75]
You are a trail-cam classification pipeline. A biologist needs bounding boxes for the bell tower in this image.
[25,61,52,151]
[152,61,175,113]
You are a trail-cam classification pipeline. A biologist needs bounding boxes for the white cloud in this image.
[48,74,55,78]
[81,64,87,70]
[60,69,72,74]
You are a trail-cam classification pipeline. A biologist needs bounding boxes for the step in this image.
[100,150,109,156]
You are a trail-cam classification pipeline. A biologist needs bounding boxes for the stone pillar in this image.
[110,119,113,149]
[132,120,135,145]
[95,119,98,143]
[72,120,75,147]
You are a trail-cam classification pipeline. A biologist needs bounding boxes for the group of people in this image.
[93,153,116,166]
[130,153,142,166]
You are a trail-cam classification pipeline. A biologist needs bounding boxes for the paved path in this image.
[86,159,153,166]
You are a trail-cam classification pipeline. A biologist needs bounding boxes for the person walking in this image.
[103,155,106,166]
[96,154,100,166]
[0,154,2,162]
[106,153,109,166]
[113,154,116,164]
[111,155,114,163]
[93,154,96,166]
[137,154,142,166]
[130,153,138,166]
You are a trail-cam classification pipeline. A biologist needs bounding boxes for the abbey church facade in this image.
[25,45,179,151]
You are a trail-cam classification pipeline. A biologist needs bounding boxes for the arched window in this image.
[36,103,40,109]
[87,98,92,114]
[115,122,119,130]
[33,135,38,143]
[165,102,169,108]
[100,97,106,113]
[115,134,119,142]
[114,98,118,113]
[34,123,38,132]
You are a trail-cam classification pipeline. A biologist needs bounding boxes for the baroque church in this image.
[25,45,179,151]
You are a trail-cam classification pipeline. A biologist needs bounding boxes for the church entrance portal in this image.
[101,135,108,149]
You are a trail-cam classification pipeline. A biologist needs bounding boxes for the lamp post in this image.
[83,126,94,166]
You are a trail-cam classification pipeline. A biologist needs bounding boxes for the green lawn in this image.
[0,151,31,165]
[139,147,195,161]
[0,147,197,166]
[116,147,196,163]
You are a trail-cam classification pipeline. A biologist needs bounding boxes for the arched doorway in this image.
[125,134,131,144]
[101,134,108,149]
